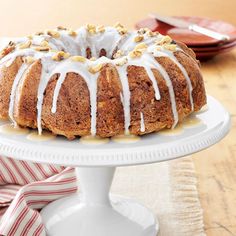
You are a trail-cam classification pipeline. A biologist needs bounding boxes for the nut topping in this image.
[97,25,105,33]
[0,45,15,59]
[146,30,158,37]
[35,31,44,36]
[34,46,50,52]
[115,58,128,66]
[23,56,35,64]
[86,24,96,34]
[52,51,70,61]
[70,56,86,63]
[137,28,149,34]
[135,42,147,51]
[68,29,77,37]
[57,26,67,30]
[46,30,60,38]
[113,50,124,59]
[18,40,32,49]
[114,22,124,28]
[163,44,177,52]
[40,40,49,47]
[156,35,172,45]
[88,63,103,74]
[134,35,144,43]
[128,49,143,58]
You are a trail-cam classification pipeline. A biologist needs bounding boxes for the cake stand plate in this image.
[0,96,231,236]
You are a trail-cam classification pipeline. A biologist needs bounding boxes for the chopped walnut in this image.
[27,35,33,40]
[97,25,105,33]
[68,30,77,37]
[128,49,143,58]
[113,50,124,59]
[163,44,177,52]
[52,51,70,61]
[18,40,32,49]
[35,31,44,36]
[0,45,15,59]
[40,40,49,47]
[114,22,124,28]
[137,28,149,34]
[117,27,128,35]
[146,30,158,37]
[135,42,147,51]
[34,46,50,52]
[46,30,60,38]
[134,35,144,43]
[156,35,172,45]
[70,56,86,63]
[115,57,128,66]
[23,56,35,64]
[86,24,96,34]
[57,26,67,30]
[88,63,103,74]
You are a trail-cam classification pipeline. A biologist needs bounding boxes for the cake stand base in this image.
[41,167,159,236]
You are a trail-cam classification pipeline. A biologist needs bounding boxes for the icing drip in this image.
[167,53,194,111]
[126,56,161,101]
[152,49,194,111]
[140,112,145,132]
[116,65,131,135]
[9,63,29,126]
[50,60,100,136]
[144,55,179,128]
[36,58,57,134]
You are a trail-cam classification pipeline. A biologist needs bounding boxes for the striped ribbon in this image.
[0,156,77,236]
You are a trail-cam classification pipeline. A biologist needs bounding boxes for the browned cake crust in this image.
[0,27,206,139]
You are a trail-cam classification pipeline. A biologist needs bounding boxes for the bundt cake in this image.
[0,24,206,139]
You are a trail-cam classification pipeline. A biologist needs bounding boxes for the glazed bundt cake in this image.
[0,24,206,139]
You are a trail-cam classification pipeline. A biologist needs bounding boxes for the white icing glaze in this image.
[140,112,145,132]
[80,135,109,145]
[9,63,29,126]
[27,131,56,141]
[0,123,29,135]
[151,48,194,111]
[158,124,184,136]
[112,134,141,143]
[182,116,202,128]
[116,65,131,135]
[0,26,195,137]
[139,54,178,128]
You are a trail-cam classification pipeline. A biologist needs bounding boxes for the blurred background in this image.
[0,0,235,36]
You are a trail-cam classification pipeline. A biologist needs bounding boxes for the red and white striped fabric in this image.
[0,156,77,236]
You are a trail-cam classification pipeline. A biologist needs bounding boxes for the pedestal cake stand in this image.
[0,96,231,236]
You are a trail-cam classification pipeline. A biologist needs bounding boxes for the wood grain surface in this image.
[193,49,236,236]
[0,1,235,235]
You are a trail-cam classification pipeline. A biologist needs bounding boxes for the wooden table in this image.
[193,49,236,236]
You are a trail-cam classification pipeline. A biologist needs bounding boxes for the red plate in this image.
[195,46,235,60]
[191,40,236,52]
[135,16,236,46]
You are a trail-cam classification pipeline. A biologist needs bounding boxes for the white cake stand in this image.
[0,96,230,236]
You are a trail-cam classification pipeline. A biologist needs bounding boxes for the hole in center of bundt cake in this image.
[86,47,111,59]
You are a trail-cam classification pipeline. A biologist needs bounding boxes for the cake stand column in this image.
[41,165,159,236]
[76,167,115,206]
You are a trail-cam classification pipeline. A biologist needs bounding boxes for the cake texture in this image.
[0,24,206,139]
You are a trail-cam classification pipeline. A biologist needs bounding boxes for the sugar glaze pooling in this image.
[1,25,195,136]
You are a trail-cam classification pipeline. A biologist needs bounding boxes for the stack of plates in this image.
[136,16,236,61]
